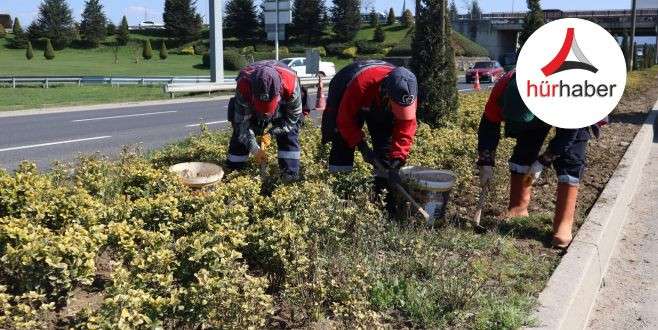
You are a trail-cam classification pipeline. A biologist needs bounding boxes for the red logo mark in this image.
[542,28,598,77]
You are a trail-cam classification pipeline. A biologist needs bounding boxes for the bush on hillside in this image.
[240,45,255,54]
[356,40,383,54]
[142,39,153,60]
[326,43,349,56]
[288,44,306,54]
[342,46,358,58]
[26,41,34,60]
[179,45,195,55]
[452,31,489,57]
[159,40,168,60]
[202,50,247,70]
[193,42,208,55]
[44,39,55,60]
[373,25,386,42]
[0,24,6,38]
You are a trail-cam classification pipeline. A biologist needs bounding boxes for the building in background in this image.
[638,0,658,9]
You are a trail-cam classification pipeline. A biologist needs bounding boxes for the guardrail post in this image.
[140,78,145,85]
[12,77,16,88]
[44,78,49,89]
[78,78,82,86]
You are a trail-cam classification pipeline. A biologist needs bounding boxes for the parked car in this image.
[281,57,336,78]
[465,61,505,83]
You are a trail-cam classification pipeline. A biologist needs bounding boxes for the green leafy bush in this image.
[159,40,168,60]
[142,39,153,60]
[178,45,195,55]
[326,43,348,56]
[0,24,5,38]
[44,39,55,60]
[193,42,208,55]
[25,41,34,60]
[224,50,247,70]
[356,40,383,54]
[342,46,358,58]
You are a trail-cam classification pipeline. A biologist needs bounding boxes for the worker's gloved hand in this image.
[479,165,494,185]
[357,141,375,164]
[477,149,496,167]
[386,159,403,185]
[254,149,268,165]
[268,126,287,137]
[527,161,544,182]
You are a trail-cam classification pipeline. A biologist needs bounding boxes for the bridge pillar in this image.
[209,0,224,83]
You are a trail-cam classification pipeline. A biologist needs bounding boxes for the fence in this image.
[0,76,217,89]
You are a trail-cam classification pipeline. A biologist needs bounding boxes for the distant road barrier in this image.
[164,76,333,98]
[0,76,217,89]
[0,75,332,99]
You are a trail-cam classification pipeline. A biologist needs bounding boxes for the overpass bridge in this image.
[453,9,658,64]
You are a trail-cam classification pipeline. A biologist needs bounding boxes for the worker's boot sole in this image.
[552,183,579,250]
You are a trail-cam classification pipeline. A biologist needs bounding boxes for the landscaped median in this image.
[1,68,656,328]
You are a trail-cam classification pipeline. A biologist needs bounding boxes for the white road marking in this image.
[0,136,112,153]
[72,110,178,122]
[185,120,228,128]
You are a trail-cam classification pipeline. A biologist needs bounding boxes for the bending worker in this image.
[477,69,594,249]
[226,60,303,181]
[321,60,418,211]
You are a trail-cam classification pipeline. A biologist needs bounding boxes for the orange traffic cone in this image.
[315,75,326,111]
[474,71,481,91]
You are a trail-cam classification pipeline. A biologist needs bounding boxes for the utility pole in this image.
[629,0,637,71]
[209,0,224,82]
[275,0,280,61]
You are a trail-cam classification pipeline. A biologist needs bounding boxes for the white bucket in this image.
[168,162,224,189]
[399,166,457,225]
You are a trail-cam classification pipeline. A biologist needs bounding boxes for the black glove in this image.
[477,149,495,167]
[386,159,403,185]
[357,141,375,164]
[268,126,288,137]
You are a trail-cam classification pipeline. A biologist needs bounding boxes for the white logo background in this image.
[517,18,627,129]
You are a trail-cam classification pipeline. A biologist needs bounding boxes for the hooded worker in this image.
[477,69,601,249]
[321,60,418,210]
[226,60,303,181]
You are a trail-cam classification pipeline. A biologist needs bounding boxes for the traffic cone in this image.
[474,71,481,91]
[315,75,326,111]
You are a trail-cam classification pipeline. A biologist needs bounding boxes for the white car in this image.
[281,57,336,78]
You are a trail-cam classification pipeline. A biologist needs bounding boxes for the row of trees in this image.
[9,0,203,50]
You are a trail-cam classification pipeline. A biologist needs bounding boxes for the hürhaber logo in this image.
[516,18,627,129]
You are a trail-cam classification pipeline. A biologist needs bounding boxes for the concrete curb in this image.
[530,102,658,329]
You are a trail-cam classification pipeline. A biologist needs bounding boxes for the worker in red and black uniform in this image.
[226,60,303,181]
[321,60,418,209]
[477,69,599,249]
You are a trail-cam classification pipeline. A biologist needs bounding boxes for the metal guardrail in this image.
[164,76,333,98]
[0,76,217,88]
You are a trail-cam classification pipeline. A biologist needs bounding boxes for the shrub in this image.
[193,42,208,55]
[159,40,168,60]
[315,46,327,57]
[224,50,248,70]
[452,31,489,57]
[373,25,386,42]
[356,40,382,54]
[44,38,55,60]
[402,9,414,28]
[240,45,255,54]
[142,39,153,60]
[202,51,247,70]
[26,41,34,60]
[288,44,305,54]
[342,46,358,58]
[179,45,195,55]
[0,24,5,38]
[326,43,348,56]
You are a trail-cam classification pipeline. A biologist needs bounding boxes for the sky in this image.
[0,0,634,27]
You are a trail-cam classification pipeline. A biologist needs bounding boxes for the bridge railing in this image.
[457,9,658,21]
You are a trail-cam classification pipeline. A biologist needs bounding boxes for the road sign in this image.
[306,49,320,75]
[263,0,291,60]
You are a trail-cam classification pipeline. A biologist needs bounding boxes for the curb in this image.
[530,102,658,329]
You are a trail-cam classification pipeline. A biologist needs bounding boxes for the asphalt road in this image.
[0,81,491,171]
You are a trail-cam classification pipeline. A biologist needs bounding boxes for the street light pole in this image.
[629,0,637,71]
[209,0,224,82]
[275,0,280,61]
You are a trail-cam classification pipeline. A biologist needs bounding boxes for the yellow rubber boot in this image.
[504,173,532,219]
[552,183,579,249]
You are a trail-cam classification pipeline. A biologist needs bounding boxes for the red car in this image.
[465,61,505,84]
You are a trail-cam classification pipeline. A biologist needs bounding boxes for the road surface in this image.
[587,119,658,330]
[0,81,491,171]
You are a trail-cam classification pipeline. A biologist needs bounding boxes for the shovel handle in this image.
[393,183,431,221]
